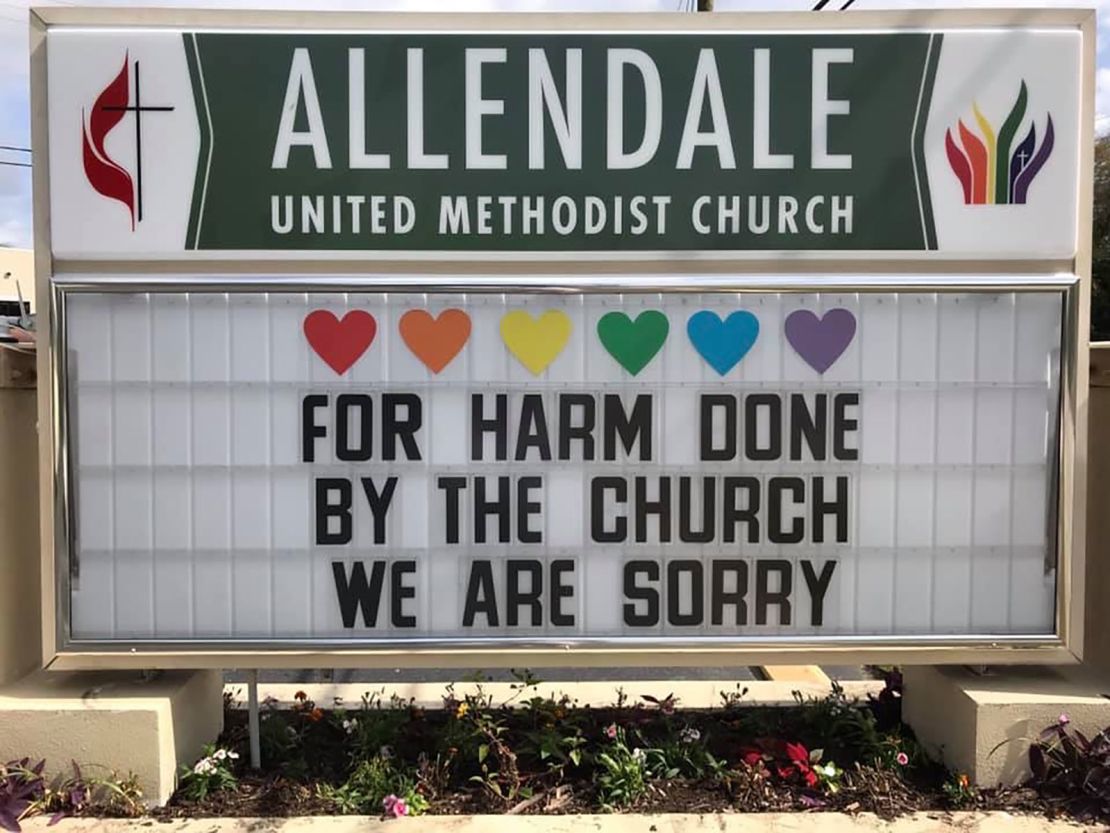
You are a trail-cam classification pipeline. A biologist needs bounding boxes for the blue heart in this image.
[686,310,760,376]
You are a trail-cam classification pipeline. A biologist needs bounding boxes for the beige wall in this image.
[0,384,40,683]
[0,248,35,313]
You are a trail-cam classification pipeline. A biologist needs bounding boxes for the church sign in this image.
[32,8,1092,668]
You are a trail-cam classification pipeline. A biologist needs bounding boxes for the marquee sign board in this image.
[31,8,1092,669]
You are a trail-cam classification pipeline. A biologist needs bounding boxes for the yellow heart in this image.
[500,310,572,375]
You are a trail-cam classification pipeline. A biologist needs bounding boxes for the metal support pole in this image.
[247,669,261,770]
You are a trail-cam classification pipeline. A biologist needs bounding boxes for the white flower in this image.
[192,758,216,776]
[632,748,645,762]
[212,749,228,761]
[342,718,358,735]
[227,751,240,760]
[379,745,393,760]
[680,727,701,743]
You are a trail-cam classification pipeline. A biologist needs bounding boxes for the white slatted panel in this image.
[65,288,1062,641]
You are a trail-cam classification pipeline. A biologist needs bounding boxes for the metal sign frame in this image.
[31,7,1095,670]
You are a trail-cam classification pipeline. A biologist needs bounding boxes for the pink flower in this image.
[382,794,408,818]
[896,752,909,766]
[1059,713,1071,725]
[604,724,618,740]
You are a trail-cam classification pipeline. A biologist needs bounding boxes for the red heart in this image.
[303,310,377,375]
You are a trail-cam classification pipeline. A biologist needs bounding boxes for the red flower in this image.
[741,749,763,767]
[785,742,809,764]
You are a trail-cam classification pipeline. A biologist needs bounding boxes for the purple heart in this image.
[785,308,857,374]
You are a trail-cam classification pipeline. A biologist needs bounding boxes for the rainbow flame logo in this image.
[944,81,1054,206]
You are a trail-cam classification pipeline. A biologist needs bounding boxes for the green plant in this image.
[812,760,843,794]
[335,690,413,765]
[177,745,238,802]
[791,682,885,764]
[318,753,426,816]
[518,693,588,777]
[872,735,920,772]
[0,759,144,831]
[381,791,428,818]
[594,725,648,809]
[645,723,724,781]
[438,682,494,773]
[37,764,143,820]
[719,684,750,710]
[467,709,525,805]
[942,771,977,808]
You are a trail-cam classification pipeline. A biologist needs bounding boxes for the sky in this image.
[0,0,1105,248]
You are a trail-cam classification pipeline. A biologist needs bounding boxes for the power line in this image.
[0,160,31,168]
[0,145,30,154]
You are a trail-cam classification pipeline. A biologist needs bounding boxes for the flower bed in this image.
[151,673,1082,821]
[4,671,1104,829]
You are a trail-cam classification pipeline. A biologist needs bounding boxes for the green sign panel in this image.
[182,33,940,251]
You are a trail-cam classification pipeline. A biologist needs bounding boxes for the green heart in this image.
[597,310,669,376]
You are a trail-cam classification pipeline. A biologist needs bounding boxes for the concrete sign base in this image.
[0,669,223,805]
[903,665,1110,787]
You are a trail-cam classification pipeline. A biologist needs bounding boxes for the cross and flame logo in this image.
[81,53,174,229]
[944,81,1054,206]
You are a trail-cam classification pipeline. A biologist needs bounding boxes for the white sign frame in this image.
[30,7,1094,670]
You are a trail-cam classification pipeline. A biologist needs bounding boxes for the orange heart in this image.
[399,309,472,374]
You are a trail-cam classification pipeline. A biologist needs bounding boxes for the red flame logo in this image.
[82,55,135,229]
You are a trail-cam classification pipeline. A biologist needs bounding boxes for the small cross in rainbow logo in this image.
[944,80,1054,206]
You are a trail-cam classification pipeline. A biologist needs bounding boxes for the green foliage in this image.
[334,690,413,765]
[594,726,649,809]
[789,682,886,764]
[518,693,589,776]
[466,709,524,805]
[1093,136,1110,341]
[318,753,426,816]
[43,765,144,819]
[942,772,977,808]
[812,760,843,794]
[641,723,725,781]
[177,745,238,802]
[0,759,143,831]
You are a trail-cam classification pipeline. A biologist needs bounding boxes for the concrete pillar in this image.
[1085,343,1110,672]
[0,669,225,804]
[0,352,224,805]
[903,665,1110,786]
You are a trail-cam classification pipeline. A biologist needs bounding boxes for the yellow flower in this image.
[456,702,469,719]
